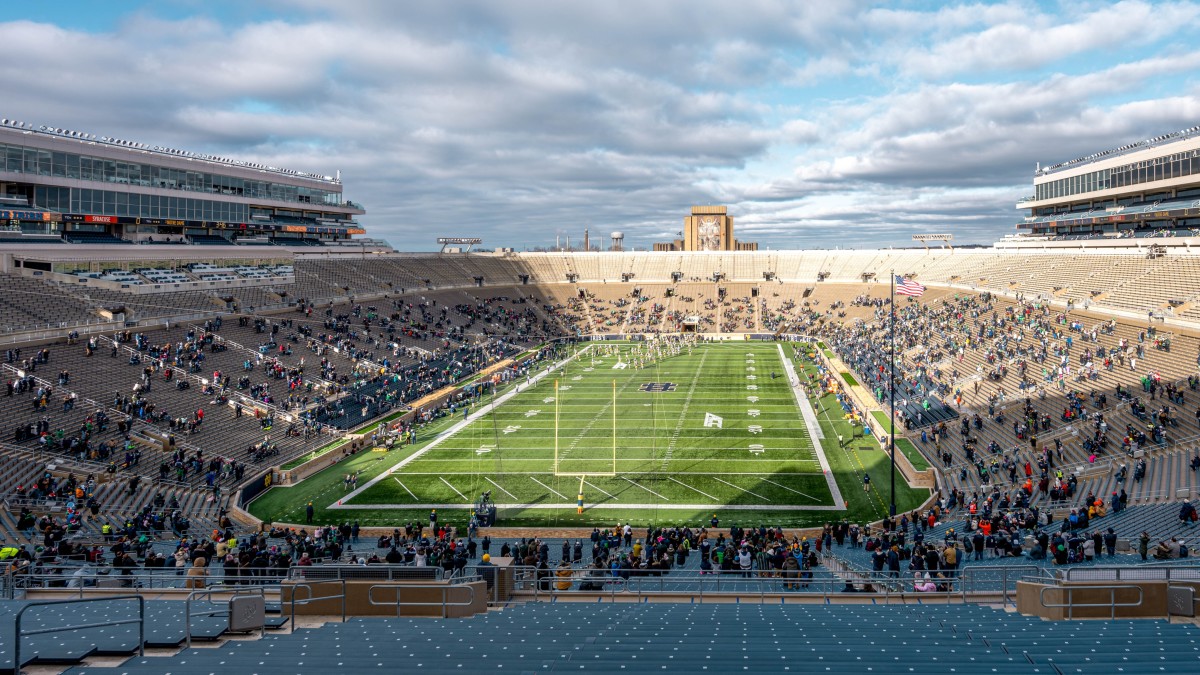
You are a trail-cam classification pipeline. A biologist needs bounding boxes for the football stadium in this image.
[4,40,1200,675]
[2,117,1200,672]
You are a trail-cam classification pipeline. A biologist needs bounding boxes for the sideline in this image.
[332,501,845,511]
[331,344,593,508]
[777,343,845,509]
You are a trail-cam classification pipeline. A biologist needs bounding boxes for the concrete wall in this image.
[282,579,487,618]
[1017,580,1169,620]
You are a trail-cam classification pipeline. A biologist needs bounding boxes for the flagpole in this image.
[889,270,897,517]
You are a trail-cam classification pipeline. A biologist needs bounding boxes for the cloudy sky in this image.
[3,1,1199,250]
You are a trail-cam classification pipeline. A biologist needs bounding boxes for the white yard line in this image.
[711,476,769,501]
[661,348,708,469]
[530,476,569,500]
[584,480,615,498]
[667,476,719,502]
[758,476,820,501]
[621,476,669,500]
[393,477,416,499]
[484,476,518,500]
[334,345,590,507]
[390,469,824,475]
[439,476,468,500]
[333,501,844,511]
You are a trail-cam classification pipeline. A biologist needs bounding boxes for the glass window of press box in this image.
[2,141,343,206]
[1034,150,1200,202]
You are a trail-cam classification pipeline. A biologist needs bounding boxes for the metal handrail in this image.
[1039,583,1144,620]
[184,586,267,648]
[14,595,144,671]
[190,323,340,391]
[367,582,477,619]
[13,569,292,593]
[1062,564,1200,581]
[288,579,347,627]
[288,564,444,582]
[960,564,1042,607]
[503,564,989,604]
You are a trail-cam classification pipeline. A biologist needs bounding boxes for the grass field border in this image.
[246,342,932,529]
[280,437,351,470]
[869,410,930,471]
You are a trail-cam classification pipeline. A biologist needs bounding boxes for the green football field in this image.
[247,341,931,528]
[343,342,837,514]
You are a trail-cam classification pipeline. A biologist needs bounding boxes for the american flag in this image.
[895,275,925,297]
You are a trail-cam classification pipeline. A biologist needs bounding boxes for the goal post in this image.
[553,377,618,478]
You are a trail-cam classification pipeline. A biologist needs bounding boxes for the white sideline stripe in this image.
[530,476,569,500]
[711,476,769,501]
[393,478,416,499]
[778,343,845,509]
[621,476,669,500]
[667,476,719,502]
[484,476,517,500]
[332,501,844,511]
[758,476,819,501]
[334,345,589,507]
[439,477,468,500]
[388,470,825,475]
[584,480,615,498]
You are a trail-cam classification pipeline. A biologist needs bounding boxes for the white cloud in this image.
[900,1,1200,78]
[1,1,1199,250]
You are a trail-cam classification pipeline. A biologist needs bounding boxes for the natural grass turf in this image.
[869,410,931,471]
[807,366,929,520]
[248,343,931,529]
[280,437,352,471]
[840,372,859,387]
[247,411,464,524]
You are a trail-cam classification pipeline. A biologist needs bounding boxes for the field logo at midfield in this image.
[640,382,677,393]
[703,412,724,429]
